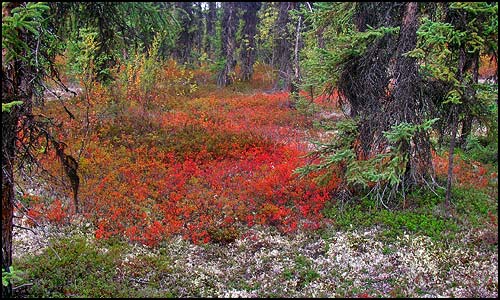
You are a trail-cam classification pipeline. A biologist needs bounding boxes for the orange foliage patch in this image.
[432,150,492,189]
[479,54,497,80]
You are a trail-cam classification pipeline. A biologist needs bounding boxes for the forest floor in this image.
[11,64,498,298]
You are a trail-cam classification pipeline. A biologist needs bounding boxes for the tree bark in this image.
[290,14,302,103]
[239,2,261,81]
[2,3,30,296]
[445,105,459,205]
[174,2,194,64]
[458,52,479,149]
[1,102,16,298]
[205,2,217,59]
[273,2,296,91]
[217,2,237,87]
[336,2,436,196]
[391,2,434,186]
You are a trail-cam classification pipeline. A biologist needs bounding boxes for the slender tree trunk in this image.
[205,2,217,59]
[193,2,203,58]
[458,52,479,149]
[290,15,302,103]
[2,3,30,296]
[217,2,237,87]
[239,2,261,81]
[445,105,459,205]
[317,26,325,50]
[459,114,473,149]
[1,104,16,298]
[174,2,194,64]
[273,2,296,91]
[446,48,467,205]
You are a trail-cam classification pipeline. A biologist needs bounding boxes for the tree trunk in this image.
[391,2,434,186]
[273,2,296,91]
[290,14,302,103]
[1,105,16,298]
[2,3,31,296]
[239,2,261,81]
[337,2,404,150]
[458,114,473,149]
[445,105,459,205]
[192,2,203,64]
[458,52,479,149]
[217,2,237,87]
[336,2,436,197]
[205,2,217,59]
[446,46,467,205]
[174,2,194,64]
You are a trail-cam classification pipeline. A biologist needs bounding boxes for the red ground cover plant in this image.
[21,61,493,247]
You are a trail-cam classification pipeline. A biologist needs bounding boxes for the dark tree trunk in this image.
[290,14,303,103]
[192,2,203,62]
[217,2,237,87]
[445,5,474,205]
[446,44,468,205]
[1,98,16,298]
[205,2,217,59]
[273,2,297,91]
[458,52,480,149]
[2,3,32,296]
[446,105,459,205]
[317,26,325,50]
[239,2,261,81]
[174,2,194,64]
[336,2,435,197]
[338,3,402,151]
[459,114,473,149]
[391,2,434,186]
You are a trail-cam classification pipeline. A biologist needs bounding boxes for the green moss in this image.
[15,236,178,298]
[322,185,496,242]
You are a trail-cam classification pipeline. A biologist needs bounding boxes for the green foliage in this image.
[300,2,400,93]
[2,1,60,100]
[139,32,164,95]
[15,235,181,297]
[18,236,125,297]
[66,27,105,84]
[473,81,498,142]
[384,118,439,146]
[2,266,24,287]
[2,101,23,113]
[209,58,228,76]
[282,255,320,288]
[452,186,497,227]
[409,2,498,145]
[2,2,50,64]
[462,134,498,166]
[255,3,278,64]
[122,2,179,59]
[57,2,178,82]
[322,184,496,242]
[295,96,319,117]
[207,225,240,244]
[296,118,439,196]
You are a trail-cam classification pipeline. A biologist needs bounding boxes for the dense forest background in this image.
[2,2,498,298]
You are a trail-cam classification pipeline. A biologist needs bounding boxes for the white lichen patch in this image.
[12,221,498,298]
